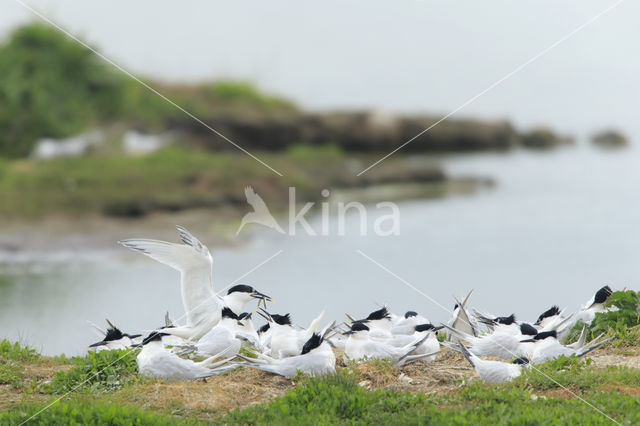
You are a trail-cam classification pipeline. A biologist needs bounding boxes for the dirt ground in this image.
[3,346,639,419]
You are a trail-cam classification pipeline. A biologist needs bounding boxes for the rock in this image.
[521,127,572,149]
[591,130,628,148]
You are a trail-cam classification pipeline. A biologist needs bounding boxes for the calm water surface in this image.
[2,145,639,355]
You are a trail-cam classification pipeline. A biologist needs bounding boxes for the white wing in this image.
[119,232,216,328]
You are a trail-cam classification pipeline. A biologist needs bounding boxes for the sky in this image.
[3,0,639,139]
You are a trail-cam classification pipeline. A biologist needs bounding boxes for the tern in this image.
[221,284,273,315]
[238,330,336,378]
[389,324,442,361]
[258,309,325,358]
[88,319,141,351]
[351,307,393,341]
[391,311,431,336]
[177,307,244,358]
[344,322,438,367]
[459,344,529,384]
[135,332,234,380]
[441,324,526,360]
[119,226,221,341]
[520,330,612,364]
[575,286,612,325]
[447,290,478,339]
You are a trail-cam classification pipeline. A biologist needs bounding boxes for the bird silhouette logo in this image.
[236,186,285,235]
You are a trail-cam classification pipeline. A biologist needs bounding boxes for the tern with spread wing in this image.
[119,226,221,341]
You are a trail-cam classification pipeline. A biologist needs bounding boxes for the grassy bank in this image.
[2,340,640,425]
[0,144,454,219]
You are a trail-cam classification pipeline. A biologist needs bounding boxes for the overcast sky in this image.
[3,0,638,139]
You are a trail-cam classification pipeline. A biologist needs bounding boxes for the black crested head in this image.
[258,323,270,334]
[519,323,538,336]
[594,286,613,304]
[496,314,516,325]
[222,307,240,320]
[513,357,529,365]
[238,312,252,321]
[534,330,557,341]
[404,311,418,319]
[414,323,436,332]
[366,307,390,321]
[103,322,124,342]
[141,331,168,345]
[227,284,254,295]
[271,313,292,326]
[301,333,323,355]
[535,305,560,325]
[350,322,370,332]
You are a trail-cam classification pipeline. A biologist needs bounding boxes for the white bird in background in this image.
[257,309,325,358]
[441,324,525,360]
[238,330,337,378]
[557,286,612,340]
[135,332,235,380]
[119,226,221,341]
[391,311,431,336]
[176,307,244,358]
[349,307,394,341]
[88,319,141,352]
[520,330,612,365]
[533,305,564,330]
[236,186,284,235]
[447,290,478,339]
[389,324,442,361]
[459,344,529,384]
[344,322,438,367]
[576,285,613,325]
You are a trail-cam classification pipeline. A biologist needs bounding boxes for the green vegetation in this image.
[46,349,140,394]
[0,24,130,157]
[221,371,639,425]
[567,290,640,347]
[0,23,295,158]
[1,400,193,425]
[0,339,40,362]
[0,144,438,218]
[1,339,639,425]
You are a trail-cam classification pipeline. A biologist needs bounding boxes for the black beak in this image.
[88,341,106,348]
[125,334,142,339]
[131,343,143,348]
[432,326,445,332]
[520,338,536,343]
[257,308,272,322]
[342,331,354,335]
[251,290,273,302]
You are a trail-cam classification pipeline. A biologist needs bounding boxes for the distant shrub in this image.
[0,23,130,157]
[46,349,139,394]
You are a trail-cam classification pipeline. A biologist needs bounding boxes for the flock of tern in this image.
[88,226,614,384]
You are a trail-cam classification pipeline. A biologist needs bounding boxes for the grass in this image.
[0,339,40,362]
[0,400,195,425]
[220,371,640,425]
[0,144,445,219]
[44,349,140,394]
[2,340,640,424]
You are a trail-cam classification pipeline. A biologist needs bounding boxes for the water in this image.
[2,144,639,356]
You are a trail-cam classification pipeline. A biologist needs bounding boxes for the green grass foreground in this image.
[3,368,640,425]
[2,342,640,425]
